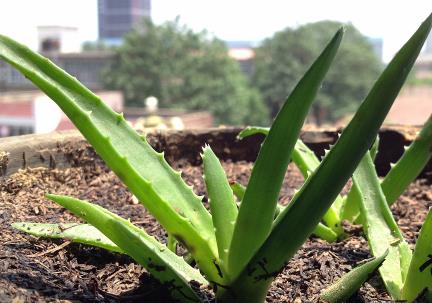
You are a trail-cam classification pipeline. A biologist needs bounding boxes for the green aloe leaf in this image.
[382,115,432,206]
[370,135,380,161]
[341,184,363,222]
[167,232,178,252]
[227,29,344,280]
[320,250,388,303]
[237,127,324,178]
[222,15,431,302]
[313,223,338,242]
[12,222,123,253]
[230,181,336,242]
[341,136,380,223]
[202,145,238,276]
[353,153,412,299]
[46,194,207,302]
[343,114,432,222]
[230,181,282,217]
[0,35,219,282]
[236,126,269,139]
[238,126,343,236]
[106,219,206,302]
[230,181,246,201]
[402,208,432,302]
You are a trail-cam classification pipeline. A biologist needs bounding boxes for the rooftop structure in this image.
[0,51,114,91]
[37,26,80,53]
[0,90,123,137]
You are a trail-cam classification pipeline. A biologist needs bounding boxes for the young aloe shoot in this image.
[3,12,431,303]
[341,114,432,222]
[345,115,432,302]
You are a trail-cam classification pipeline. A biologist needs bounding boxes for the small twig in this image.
[28,241,71,257]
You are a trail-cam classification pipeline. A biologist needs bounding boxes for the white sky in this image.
[0,0,431,61]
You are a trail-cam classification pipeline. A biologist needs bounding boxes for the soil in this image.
[0,155,431,302]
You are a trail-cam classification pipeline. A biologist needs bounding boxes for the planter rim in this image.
[0,125,425,179]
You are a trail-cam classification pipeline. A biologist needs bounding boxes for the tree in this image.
[252,21,382,124]
[103,19,269,125]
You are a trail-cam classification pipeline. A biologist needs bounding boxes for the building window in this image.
[41,38,61,52]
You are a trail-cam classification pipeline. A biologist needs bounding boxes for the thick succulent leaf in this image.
[370,135,380,161]
[222,15,431,301]
[238,126,324,177]
[239,126,322,177]
[230,181,336,241]
[320,250,388,303]
[382,115,432,206]
[228,29,344,279]
[340,183,363,222]
[341,136,380,223]
[167,232,178,252]
[238,127,322,176]
[12,222,123,253]
[353,153,411,299]
[0,35,218,281]
[106,220,207,302]
[46,194,208,302]
[237,126,269,139]
[230,181,246,201]
[202,145,238,275]
[402,208,432,302]
[239,126,343,235]
[231,181,280,217]
[313,223,337,242]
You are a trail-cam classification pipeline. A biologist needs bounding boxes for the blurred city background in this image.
[0,0,431,137]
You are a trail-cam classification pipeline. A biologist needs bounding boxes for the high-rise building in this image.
[98,0,151,44]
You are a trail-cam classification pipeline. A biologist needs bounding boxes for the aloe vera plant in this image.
[3,13,432,302]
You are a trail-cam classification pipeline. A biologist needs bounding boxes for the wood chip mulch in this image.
[1,157,431,302]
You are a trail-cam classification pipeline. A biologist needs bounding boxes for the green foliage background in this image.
[103,19,269,125]
[103,19,383,126]
[252,21,383,124]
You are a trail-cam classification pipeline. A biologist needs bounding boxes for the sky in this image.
[0,0,431,61]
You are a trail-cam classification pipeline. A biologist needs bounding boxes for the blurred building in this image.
[98,0,151,45]
[225,41,259,77]
[367,37,383,62]
[0,26,114,91]
[38,26,80,53]
[0,51,113,91]
[415,54,432,79]
[387,86,432,126]
[425,32,432,54]
[0,91,123,137]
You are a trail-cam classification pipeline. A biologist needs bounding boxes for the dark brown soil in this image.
[0,156,431,302]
